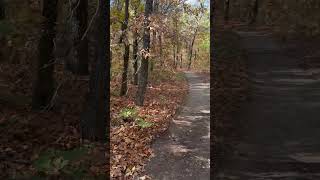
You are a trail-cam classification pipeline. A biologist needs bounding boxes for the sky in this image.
[186,0,210,8]
[186,0,199,5]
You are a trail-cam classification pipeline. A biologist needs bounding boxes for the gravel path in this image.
[145,72,210,180]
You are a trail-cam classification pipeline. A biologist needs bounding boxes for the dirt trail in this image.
[215,31,320,180]
[145,72,210,180]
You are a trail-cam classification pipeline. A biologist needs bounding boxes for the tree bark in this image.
[80,0,109,142]
[0,0,5,20]
[135,0,153,106]
[188,27,198,70]
[150,30,156,72]
[249,0,258,24]
[132,5,140,85]
[75,0,89,75]
[119,0,130,44]
[32,0,58,110]
[173,44,176,68]
[120,44,129,95]
[180,54,183,68]
[120,0,130,96]
[132,32,139,85]
[224,0,230,22]
[158,32,163,66]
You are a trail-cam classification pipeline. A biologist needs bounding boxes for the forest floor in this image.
[110,69,188,179]
[215,23,320,180]
[0,63,107,179]
[144,71,210,180]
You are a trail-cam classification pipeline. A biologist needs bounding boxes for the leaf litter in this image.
[110,70,188,179]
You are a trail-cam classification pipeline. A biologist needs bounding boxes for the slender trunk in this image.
[180,54,183,68]
[80,0,109,142]
[188,48,192,70]
[150,60,154,72]
[75,0,89,75]
[32,0,58,109]
[174,18,179,69]
[0,0,5,20]
[150,30,156,72]
[132,32,139,85]
[151,0,158,70]
[173,44,176,68]
[176,40,180,69]
[120,44,129,95]
[135,0,153,106]
[249,0,258,24]
[120,0,130,96]
[132,7,139,85]
[158,32,163,66]
[119,0,130,44]
[224,0,230,22]
[188,28,198,70]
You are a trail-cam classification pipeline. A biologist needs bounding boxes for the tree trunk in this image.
[188,28,198,70]
[0,0,5,20]
[120,0,130,96]
[176,42,180,69]
[188,48,192,70]
[75,0,89,75]
[132,6,139,85]
[132,32,139,85]
[80,0,109,142]
[249,0,258,24]
[150,30,156,72]
[135,0,153,106]
[224,0,230,22]
[173,44,176,68]
[180,54,183,68]
[158,32,163,66]
[120,44,129,95]
[32,0,58,110]
[119,0,130,44]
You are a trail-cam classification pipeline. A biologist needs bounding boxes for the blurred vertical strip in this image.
[210,0,215,177]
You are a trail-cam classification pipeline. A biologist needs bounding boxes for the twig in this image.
[41,81,64,112]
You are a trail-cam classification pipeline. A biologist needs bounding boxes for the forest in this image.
[110,0,209,178]
[0,0,209,179]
